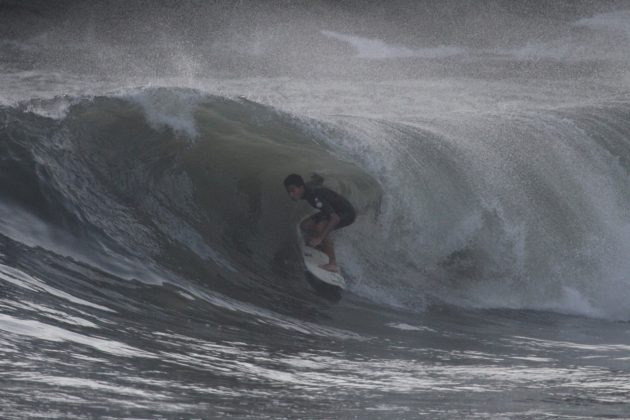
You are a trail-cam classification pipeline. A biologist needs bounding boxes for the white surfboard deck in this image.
[297,220,347,290]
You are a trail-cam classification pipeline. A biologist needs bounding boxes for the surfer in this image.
[284,174,356,273]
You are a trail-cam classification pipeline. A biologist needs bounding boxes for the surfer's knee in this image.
[300,218,314,232]
[314,221,329,235]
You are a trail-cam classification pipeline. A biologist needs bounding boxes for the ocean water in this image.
[1,1,630,418]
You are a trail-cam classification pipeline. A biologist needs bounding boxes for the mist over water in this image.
[2,1,630,418]
[3,0,630,79]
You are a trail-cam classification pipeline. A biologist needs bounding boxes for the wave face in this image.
[2,88,630,320]
[0,89,381,308]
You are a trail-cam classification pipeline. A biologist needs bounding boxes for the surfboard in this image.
[297,219,347,290]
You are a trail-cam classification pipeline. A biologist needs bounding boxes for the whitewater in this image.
[1,1,630,418]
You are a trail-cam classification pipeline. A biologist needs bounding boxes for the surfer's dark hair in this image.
[283,174,304,188]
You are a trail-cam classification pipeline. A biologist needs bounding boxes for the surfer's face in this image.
[286,184,304,201]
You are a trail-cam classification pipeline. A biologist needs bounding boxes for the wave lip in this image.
[321,30,466,60]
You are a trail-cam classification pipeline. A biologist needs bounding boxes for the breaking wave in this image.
[1,87,630,320]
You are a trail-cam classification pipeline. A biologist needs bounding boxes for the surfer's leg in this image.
[300,213,328,238]
[312,220,328,249]
[303,216,339,271]
[300,218,318,239]
[319,236,338,272]
[310,218,339,271]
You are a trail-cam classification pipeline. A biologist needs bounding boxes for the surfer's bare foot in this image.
[320,263,338,273]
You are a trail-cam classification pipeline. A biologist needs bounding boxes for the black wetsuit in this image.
[302,186,356,229]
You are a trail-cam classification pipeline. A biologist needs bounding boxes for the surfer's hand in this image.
[308,237,323,247]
